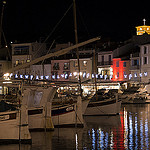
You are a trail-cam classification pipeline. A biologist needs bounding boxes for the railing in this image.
[97,61,112,66]
[130,65,140,70]
[131,53,139,57]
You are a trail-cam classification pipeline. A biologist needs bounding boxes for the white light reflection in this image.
[75,133,78,150]
[110,131,114,149]
[129,113,133,149]
[145,114,149,149]
[124,107,128,149]
[92,129,95,150]
[105,132,109,148]
[140,113,144,149]
[99,128,104,149]
[97,129,100,149]
[135,115,138,149]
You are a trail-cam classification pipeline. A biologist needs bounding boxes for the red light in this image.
[112,58,127,81]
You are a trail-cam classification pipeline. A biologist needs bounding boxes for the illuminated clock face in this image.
[140,28,142,30]
[147,28,149,30]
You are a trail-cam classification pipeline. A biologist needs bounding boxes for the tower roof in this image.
[136,19,150,35]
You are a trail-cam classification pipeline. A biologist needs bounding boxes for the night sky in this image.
[2,0,150,44]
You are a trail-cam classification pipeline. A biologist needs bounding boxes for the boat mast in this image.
[93,48,98,100]
[73,0,82,97]
[0,1,6,48]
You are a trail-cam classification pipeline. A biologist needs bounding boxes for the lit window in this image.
[16,60,19,65]
[74,61,78,67]
[21,60,24,64]
[83,61,87,66]
[64,62,69,70]
[27,59,30,63]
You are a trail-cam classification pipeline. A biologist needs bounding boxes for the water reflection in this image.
[123,104,150,150]
[84,104,150,149]
[0,104,150,149]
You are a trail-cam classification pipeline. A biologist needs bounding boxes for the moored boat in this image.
[0,100,31,144]
[24,86,56,131]
[84,98,121,116]
[84,90,121,116]
[52,96,89,127]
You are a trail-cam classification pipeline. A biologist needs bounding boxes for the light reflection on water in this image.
[0,104,150,149]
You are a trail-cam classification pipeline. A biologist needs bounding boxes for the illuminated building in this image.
[140,44,150,83]
[51,59,70,81]
[129,47,141,84]
[11,42,47,67]
[69,58,92,82]
[51,58,92,82]
[11,42,47,75]
[136,25,150,35]
[112,58,130,82]
[129,43,150,84]
[97,51,113,81]
[136,19,150,35]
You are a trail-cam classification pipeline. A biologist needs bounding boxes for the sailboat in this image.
[52,95,89,127]
[23,85,56,131]
[2,1,99,130]
[0,2,31,143]
[84,94,121,116]
[0,91,32,144]
[84,51,122,116]
[51,0,90,127]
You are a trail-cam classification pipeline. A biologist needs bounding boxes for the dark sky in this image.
[2,0,150,44]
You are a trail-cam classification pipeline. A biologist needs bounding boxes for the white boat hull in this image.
[84,99,121,116]
[0,110,31,144]
[52,96,86,127]
[52,104,83,127]
[24,87,56,131]
[28,107,54,131]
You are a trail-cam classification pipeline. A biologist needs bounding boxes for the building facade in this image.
[69,58,92,82]
[140,44,150,83]
[97,51,113,81]
[11,42,46,69]
[51,59,70,81]
[130,52,140,83]
[111,58,130,82]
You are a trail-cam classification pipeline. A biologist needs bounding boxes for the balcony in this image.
[130,65,140,70]
[97,61,112,66]
[130,53,139,58]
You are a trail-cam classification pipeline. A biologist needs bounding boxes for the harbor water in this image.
[1,104,150,149]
